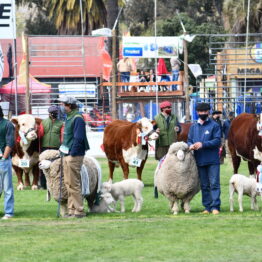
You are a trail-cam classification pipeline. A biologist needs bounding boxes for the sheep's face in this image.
[101,192,115,205]
[39,160,52,170]
[168,142,189,161]
[177,150,185,161]
[102,182,112,193]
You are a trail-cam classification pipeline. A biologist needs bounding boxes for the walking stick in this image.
[57,155,63,218]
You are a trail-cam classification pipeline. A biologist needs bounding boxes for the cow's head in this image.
[136,117,159,141]
[12,114,38,142]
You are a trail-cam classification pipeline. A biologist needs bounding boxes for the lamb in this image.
[229,174,260,212]
[102,179,144,212]
[154,142,200,215]
[39,150,102,216]
[90,192,116,213]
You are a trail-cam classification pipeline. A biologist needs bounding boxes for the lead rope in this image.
[57,155,63,218]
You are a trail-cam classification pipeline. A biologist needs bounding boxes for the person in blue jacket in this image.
[222,111,235,157]
[187,102,221,215]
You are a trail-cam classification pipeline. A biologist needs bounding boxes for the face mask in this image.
[216,117,220,121]
[60,105,66,114]
[50,112,58,119]
[199,114,208,121]
[165,109,172,115]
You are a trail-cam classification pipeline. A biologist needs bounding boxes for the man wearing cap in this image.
[154,101,181,160]
[211,110,223,137]
[39,105,64,189]
[187,103,221,215]
[59,96,90,218]
[0,106,15,220]
[223,112,235,157]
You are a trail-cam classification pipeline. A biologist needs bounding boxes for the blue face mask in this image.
[60,105,66,115]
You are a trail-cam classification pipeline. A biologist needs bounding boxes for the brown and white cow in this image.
[103,117,159,181]
[228,113,262,176]
[11,114,42,190]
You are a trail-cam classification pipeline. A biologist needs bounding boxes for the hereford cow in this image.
[228,113,262,176]
[177,122,192,142]
[103,118,159,181]
[11,114,42,190]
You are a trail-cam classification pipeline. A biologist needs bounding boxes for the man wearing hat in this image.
[58,96,90,218]
[39,105,64,189]
[0,106,15,219]
[154,101,181,160]
[223,111,235,157]
[211,110,223,137]
[187,102,221,215]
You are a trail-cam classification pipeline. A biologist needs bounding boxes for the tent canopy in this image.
[1,75,51,94]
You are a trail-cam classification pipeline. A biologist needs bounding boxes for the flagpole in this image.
[154,0,158,114]
[13,38,18,116]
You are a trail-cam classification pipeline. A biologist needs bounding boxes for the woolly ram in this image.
[155,142,200,215]
[39,150,102,217]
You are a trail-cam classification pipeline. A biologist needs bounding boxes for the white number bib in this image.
[19,159,30,168]
[129,157,142,167]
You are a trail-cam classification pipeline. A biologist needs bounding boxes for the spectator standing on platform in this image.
[170,57,181,91]
[187,102,221,215]
[117,57,133,92]
[154,101,181,160]
[38,105,64,189]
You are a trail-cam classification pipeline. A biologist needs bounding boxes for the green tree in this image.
[158,13,225,74]
[47,0,107,34]
[223,0,262,34]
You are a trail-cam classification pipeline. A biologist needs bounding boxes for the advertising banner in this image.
[122,37,183,58]
[0,0,16,39]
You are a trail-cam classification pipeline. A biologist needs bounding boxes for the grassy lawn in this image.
[0,158,262,262]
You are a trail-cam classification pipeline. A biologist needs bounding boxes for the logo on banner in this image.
[123,47,143,57]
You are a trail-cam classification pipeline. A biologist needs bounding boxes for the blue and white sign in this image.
[122,37,183,58]
[59,84,97,98]
[0,0,16,39]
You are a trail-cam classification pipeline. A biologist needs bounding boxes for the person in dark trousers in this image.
[58,96,90,218]
[38,105,64,189]
[223,111,235,157]
[154,100,181,161]
[187,103,221,215]
[0,106,15,220]
[211,110,226,164]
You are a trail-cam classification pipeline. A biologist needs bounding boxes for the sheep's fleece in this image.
[39,150,102,206]
[155,142,200,214]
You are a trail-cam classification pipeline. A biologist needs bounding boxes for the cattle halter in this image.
[24,127,36,137]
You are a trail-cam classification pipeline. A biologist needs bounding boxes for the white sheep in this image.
[90,192,116,213]
[39,150,102,217]
[155,142,200,215]
[102,179,144,213]
[229,174,260,212]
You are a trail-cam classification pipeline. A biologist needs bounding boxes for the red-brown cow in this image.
[11,114,42,190]
[177,122,192,142]
[228,113,262,175]
[103,118,159,181]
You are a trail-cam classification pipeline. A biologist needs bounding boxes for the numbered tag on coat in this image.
[59,144,69,154]
[129,157,142,167]
[19,159,30,168]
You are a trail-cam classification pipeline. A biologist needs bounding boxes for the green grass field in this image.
[0,158,262,262]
